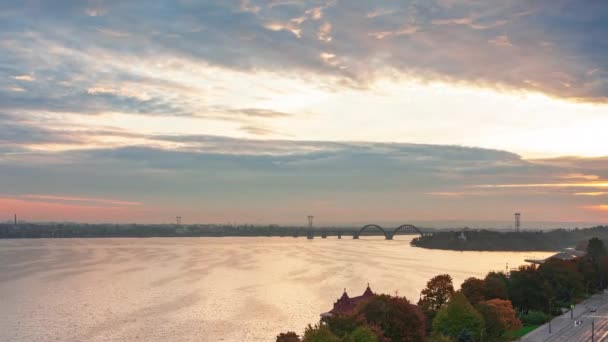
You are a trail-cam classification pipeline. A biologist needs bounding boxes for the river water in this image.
[0,237,553,341]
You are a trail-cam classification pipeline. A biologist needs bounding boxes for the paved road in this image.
[523,293,608,342]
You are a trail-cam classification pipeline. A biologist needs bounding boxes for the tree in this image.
[429,332,454,342]
[322,314,365,339]
[277,331,301,342]
[483,272,509,300]
[419,274,455,321]
[455,328,474,342]
[460,277,486,305]
[432,292,485,341]
[587,237,607,265]
[576,256,600,295]
[302,324,340,342]
[538,259,584,305]
[358,294,426,341]
[476,299,521,339]
[508,265,551,312]
[345,326,379,342]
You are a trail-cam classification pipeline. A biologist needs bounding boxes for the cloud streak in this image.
[1,137,607,223]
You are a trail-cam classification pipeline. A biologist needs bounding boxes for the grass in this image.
[504,325,540,340]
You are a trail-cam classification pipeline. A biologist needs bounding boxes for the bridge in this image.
[352,224,425,240]
[282,224,427,239]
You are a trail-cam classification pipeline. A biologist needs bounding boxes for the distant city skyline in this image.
[0,1,607,223]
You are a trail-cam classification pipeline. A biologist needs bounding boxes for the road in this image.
[523,293,608,342]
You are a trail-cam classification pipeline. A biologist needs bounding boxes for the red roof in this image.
[327,284,375,316]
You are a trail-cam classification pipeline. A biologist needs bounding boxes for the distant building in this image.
[321,284,375,318]
[458,231,467,241]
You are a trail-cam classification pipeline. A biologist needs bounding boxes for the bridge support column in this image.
[337,233,342,239]
[385,234,393,240]
[353,234,359,239]
[321,233,327,238]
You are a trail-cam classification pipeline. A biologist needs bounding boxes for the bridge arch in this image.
[391,224,425,238]
[357,224,388,239]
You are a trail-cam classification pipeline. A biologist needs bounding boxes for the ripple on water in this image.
[0,237,553,341]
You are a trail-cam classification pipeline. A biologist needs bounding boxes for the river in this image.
[0,237,553,341]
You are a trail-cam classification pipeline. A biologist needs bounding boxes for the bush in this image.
[276,331,301,342]
[302,324,340,342]
[519,311,551,326]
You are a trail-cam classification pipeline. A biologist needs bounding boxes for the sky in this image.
[1,0,607,225]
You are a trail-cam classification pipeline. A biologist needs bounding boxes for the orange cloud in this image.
[581,204,608,212]
[475,182,608,188]
[19,194,142,206]
[0,197,151,222]
[560,173,600,180]
[575,192,608,196]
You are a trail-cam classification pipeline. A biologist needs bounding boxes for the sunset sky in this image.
[1,0,607,225]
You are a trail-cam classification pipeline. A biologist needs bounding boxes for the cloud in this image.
[226,108,292,118]
[306,6,323,20]
[17,194,142,206]
[1,138,608,222]
[432,17,508,30]
[12,74,35,81]
[317,22,332,42]
[239,125,280,136]
[368,25,418,40]
[488,35,513,47]
[0,0,604,104]
[575,192,608,196]
[581,205,608,212]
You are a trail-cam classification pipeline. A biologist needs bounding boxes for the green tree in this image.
[358,294,426,342]
[456,328,474,342]
[460,277,486,305]
[432,292,485,341]
[508,265,551,312]
[345,326,378,342]
[277,331,301,342]
[538,259,584,305]
[322,314,365,339]
[429,332,454,342]
[587,237,607,265]
[576,257,600,295]
[303,324,340,342]
[419,274,455,321]
[483,272,509,300]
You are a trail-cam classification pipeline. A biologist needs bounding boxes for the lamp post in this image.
[571,304,575,320]
[548,300,553,334]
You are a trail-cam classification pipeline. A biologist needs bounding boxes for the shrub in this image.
[519,311,551,326]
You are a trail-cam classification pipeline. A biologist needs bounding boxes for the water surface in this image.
[0,237,553,341]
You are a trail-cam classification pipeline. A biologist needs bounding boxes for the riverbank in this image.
[411,226,608,251]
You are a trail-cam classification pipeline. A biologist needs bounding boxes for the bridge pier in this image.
[353,234,359,239]
[385,234,393,240]
[337,233,342,239]
[321,233,327,238]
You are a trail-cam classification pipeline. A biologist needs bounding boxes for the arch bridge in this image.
[353,224,425,239]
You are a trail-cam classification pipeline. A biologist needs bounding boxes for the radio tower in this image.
[307,215,314,239]
[514,213,521,232]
